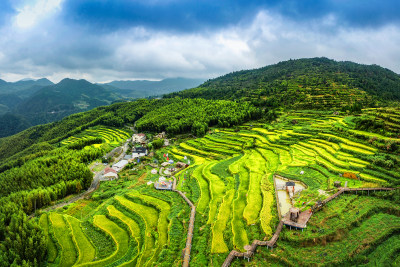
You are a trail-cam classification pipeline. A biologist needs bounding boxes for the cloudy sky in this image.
[0,0,399,83]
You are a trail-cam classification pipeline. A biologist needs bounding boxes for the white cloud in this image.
[14,0,64,29]
[1,9,400,83]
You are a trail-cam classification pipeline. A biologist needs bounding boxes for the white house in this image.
[132,133,146,143]
[164,139,170,146]
[112,160,129,172]
[132,147,148,158]
[101,167,118,181]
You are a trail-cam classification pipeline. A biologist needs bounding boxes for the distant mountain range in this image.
[0,77,204,137]
[0,78,54,115]
[99,77,205,98]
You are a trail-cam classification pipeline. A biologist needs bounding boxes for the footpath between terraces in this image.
[222,186,398,267]
[167,173,196,267]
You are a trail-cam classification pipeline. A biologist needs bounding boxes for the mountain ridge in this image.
[164,57,400,109]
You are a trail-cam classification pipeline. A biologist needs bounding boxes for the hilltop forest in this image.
[166,57,400,110]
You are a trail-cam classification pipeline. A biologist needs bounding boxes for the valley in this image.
[1,58,400,267]
[28,108,400,266]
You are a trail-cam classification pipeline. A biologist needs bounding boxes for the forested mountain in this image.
[101,77,205,98]
[0,77,205,138]
[0,78,122,138]
[0,78,54,115]
[0,78,53,95]
[165,58,400,109]
[0,98,259,164]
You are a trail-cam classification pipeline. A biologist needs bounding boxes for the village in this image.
[96,131,189,191]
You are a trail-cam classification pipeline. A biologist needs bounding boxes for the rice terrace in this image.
[2,57,400,267]
[32,107,400,266]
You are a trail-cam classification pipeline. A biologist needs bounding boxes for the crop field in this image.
[60,126,131,148]
[39,111,400,266]
[40,185,189,267]
[170,111,400,266]
[250,194,400,266]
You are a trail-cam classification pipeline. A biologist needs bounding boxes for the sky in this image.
[0,0,400,83]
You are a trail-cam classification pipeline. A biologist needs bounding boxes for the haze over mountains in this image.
[0,77,204,138]
[101,78,205,98]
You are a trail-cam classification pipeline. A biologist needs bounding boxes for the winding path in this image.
[222,186,398,267]
[170,175,196,267]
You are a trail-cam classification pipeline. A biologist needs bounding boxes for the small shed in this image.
[286,181,296,193]
[334,181,342,188]
[289,207,300,222]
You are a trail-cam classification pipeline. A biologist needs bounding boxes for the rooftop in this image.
[133,147,147,153]
[154,180,173,190]
[113,160,129,168]
[104,167,117,174]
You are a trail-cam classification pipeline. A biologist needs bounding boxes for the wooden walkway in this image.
[221,186,398,267]
[222,220,284,267]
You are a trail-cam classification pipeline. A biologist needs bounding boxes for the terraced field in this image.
[167,112,400,266]
[41,188,189,266]
[40,111,400,266]
[61,126,131,148]
[250,194,400,266]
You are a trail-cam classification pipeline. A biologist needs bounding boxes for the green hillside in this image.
[2,107,399,266]
[165,58,400,109]
[1,60,400,266]
[0,78,53,95]
[0,79,123,138]
[16,78,121,123]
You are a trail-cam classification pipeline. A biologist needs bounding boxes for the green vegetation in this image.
[65,216,96,265]
[49,213,77,266]
[165,57,400,109]
[1,58,400,266]
[136,98,261,136]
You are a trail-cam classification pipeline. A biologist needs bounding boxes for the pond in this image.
[274,176,306,217]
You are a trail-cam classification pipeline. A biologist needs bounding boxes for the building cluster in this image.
[101,132,172,182]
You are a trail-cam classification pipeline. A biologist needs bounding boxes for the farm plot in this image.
[48,213,78,266]
[61,126,131,147]
[81,215,130,267]
[262,195,400,266]
[41,110,400,267]
[65,216,96,265]
[115,195,159,267]
[39,214,58,263]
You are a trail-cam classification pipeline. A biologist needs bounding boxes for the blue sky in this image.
[0,0,399,82]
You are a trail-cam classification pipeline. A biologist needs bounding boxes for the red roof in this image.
[137,133,145,136]
[104,167,117,174]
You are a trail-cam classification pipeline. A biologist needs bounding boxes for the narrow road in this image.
[29,139,130,217]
